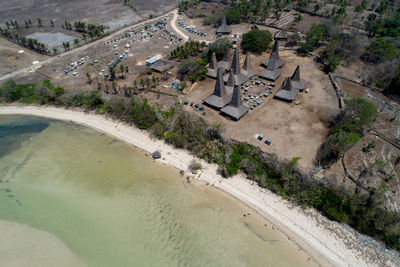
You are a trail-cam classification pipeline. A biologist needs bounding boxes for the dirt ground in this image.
[184,49,340,171]
[0,37,48,76]
[27,13,183,96]
[0,0,179,32]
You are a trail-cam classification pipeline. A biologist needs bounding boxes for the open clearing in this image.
[0,38,48,77]
[185,49,339,171]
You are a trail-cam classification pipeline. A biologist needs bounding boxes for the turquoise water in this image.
[0,116,313,267]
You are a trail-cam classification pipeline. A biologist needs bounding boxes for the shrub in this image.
[241,29,273,54]
[225,8,240,24]
[203,38,232,62]
[178,59,207,82]
[317,98,378,165]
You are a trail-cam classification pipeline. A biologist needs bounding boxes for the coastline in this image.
[0,104,397,267]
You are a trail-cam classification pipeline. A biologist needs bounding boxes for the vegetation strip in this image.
[1,79,399,252]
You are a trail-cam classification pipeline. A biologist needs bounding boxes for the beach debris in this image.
[152,151,161,159]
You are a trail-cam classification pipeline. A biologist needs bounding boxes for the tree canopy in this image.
[241,29,273,54]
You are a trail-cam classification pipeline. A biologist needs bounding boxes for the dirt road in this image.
[1,8,183,82]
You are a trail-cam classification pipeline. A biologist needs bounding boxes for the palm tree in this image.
[86,72,92,84]
[108,66,116,81]
[74,38,80,47]
[37,17,42,27]
[53,47,58,55]
[120,64,125,79]
[51,20,54,27]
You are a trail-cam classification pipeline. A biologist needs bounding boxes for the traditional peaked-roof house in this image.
[290,65,306,91]
[216,16,231,35]
[274,77,299,102]
[223,46,250,85]
[261,40,285,68]
[204,68,231,109]
[218,49,232,71]
[206,52,218,78]
[221,83,249,120]
[241,53,259,78]
[225,71,235,95]
[259,40,285,81]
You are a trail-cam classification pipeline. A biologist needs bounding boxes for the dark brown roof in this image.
[216,16,231,34]
[290,65,306,91]
[207,52,218,78]
[218,49,231,71]
[241,53,259,78]
[259,68,282,81]
[274,77,299,102]
[221,84,248,120]
[204,68,231,109]
[261,40,285,69]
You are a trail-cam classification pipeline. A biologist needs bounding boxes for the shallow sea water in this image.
[0,116,313,267]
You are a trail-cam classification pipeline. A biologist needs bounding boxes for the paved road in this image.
[1,8,184,82]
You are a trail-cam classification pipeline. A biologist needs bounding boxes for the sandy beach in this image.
[0,104,398,267]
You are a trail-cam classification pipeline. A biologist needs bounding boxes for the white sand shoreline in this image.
[0,104,397,267]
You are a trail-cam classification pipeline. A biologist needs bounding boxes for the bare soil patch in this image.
[0,37,48,76]
[185,49,339,171]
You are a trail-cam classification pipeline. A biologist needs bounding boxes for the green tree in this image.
[241,29,273,53]
[225,8,241,24]
[362,38,399,63]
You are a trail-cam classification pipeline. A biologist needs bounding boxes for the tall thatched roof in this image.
[290,65,306,91]
[221,84,248,120]
[223,45,250,85]
[241,53,259,78]
[259,68,282,81]
[231,46,240,75]
[218,49,231,71]
[274,77,299,102]
[204,68,231,109]
[216,16,231,34]
[207,52,218,78]
[261,40,285,69]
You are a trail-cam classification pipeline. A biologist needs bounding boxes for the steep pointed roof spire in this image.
[291,65,300,81]
[204,68,231,109]
[274,77,299,102]
[290,65,306,91]
[262,39,285,70]
[209,52,218,70]
[222,49,231,62]
[242,53,252,71]
[216,16,231,34]
[214,68,227,97]
[226,71,235,87]
[230,83,241,108]
[221,83,249,120]
[231,46,241,75]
